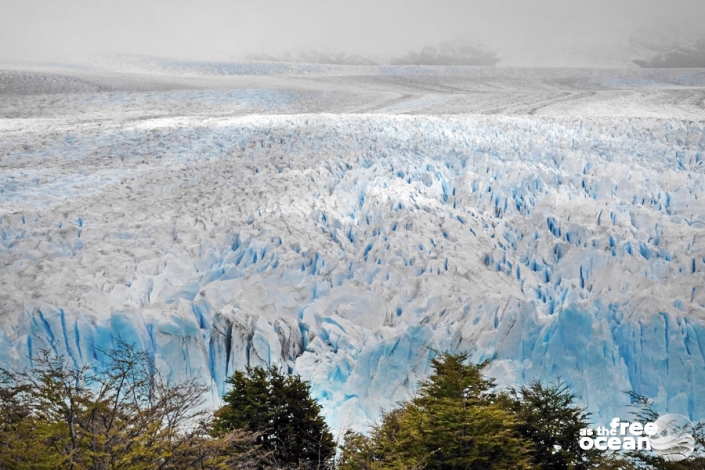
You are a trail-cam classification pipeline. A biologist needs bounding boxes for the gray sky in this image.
[1,0,704,66]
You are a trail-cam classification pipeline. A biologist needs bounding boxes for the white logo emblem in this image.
[649,414,696,462]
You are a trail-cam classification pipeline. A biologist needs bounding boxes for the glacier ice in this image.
[1,81,705,436]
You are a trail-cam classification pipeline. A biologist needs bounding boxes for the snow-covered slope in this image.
[1,66,705,435]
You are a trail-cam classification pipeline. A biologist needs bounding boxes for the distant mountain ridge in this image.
[630,26,705,68]
[244,41,499,67]
[633,39,705,68]
[245,50,378,66]
[391,40,499,66]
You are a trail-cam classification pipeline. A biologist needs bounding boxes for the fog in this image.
[1,0,704,66]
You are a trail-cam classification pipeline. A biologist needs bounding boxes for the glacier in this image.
[1,64,705,436]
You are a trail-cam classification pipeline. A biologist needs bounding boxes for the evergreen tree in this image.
[339,352,532,470]
[508,380,602,469]
[213,365,335,469]
[338,429,385,470]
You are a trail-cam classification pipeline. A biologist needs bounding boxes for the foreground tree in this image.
[338,429,385,470]
[0,342,269,470]
[339,352,532,470]
[508,380,603,469]
[212,365,336,469]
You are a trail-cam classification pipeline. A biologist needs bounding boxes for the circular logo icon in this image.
[649,414,696,462]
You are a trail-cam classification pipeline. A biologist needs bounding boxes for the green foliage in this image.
[0,342,269,470]
[339,352,532,470]
[213,365,336,469]
[338,429,385,470]
[508,380,603,469]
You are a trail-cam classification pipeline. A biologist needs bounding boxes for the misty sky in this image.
[1,0,704,66]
